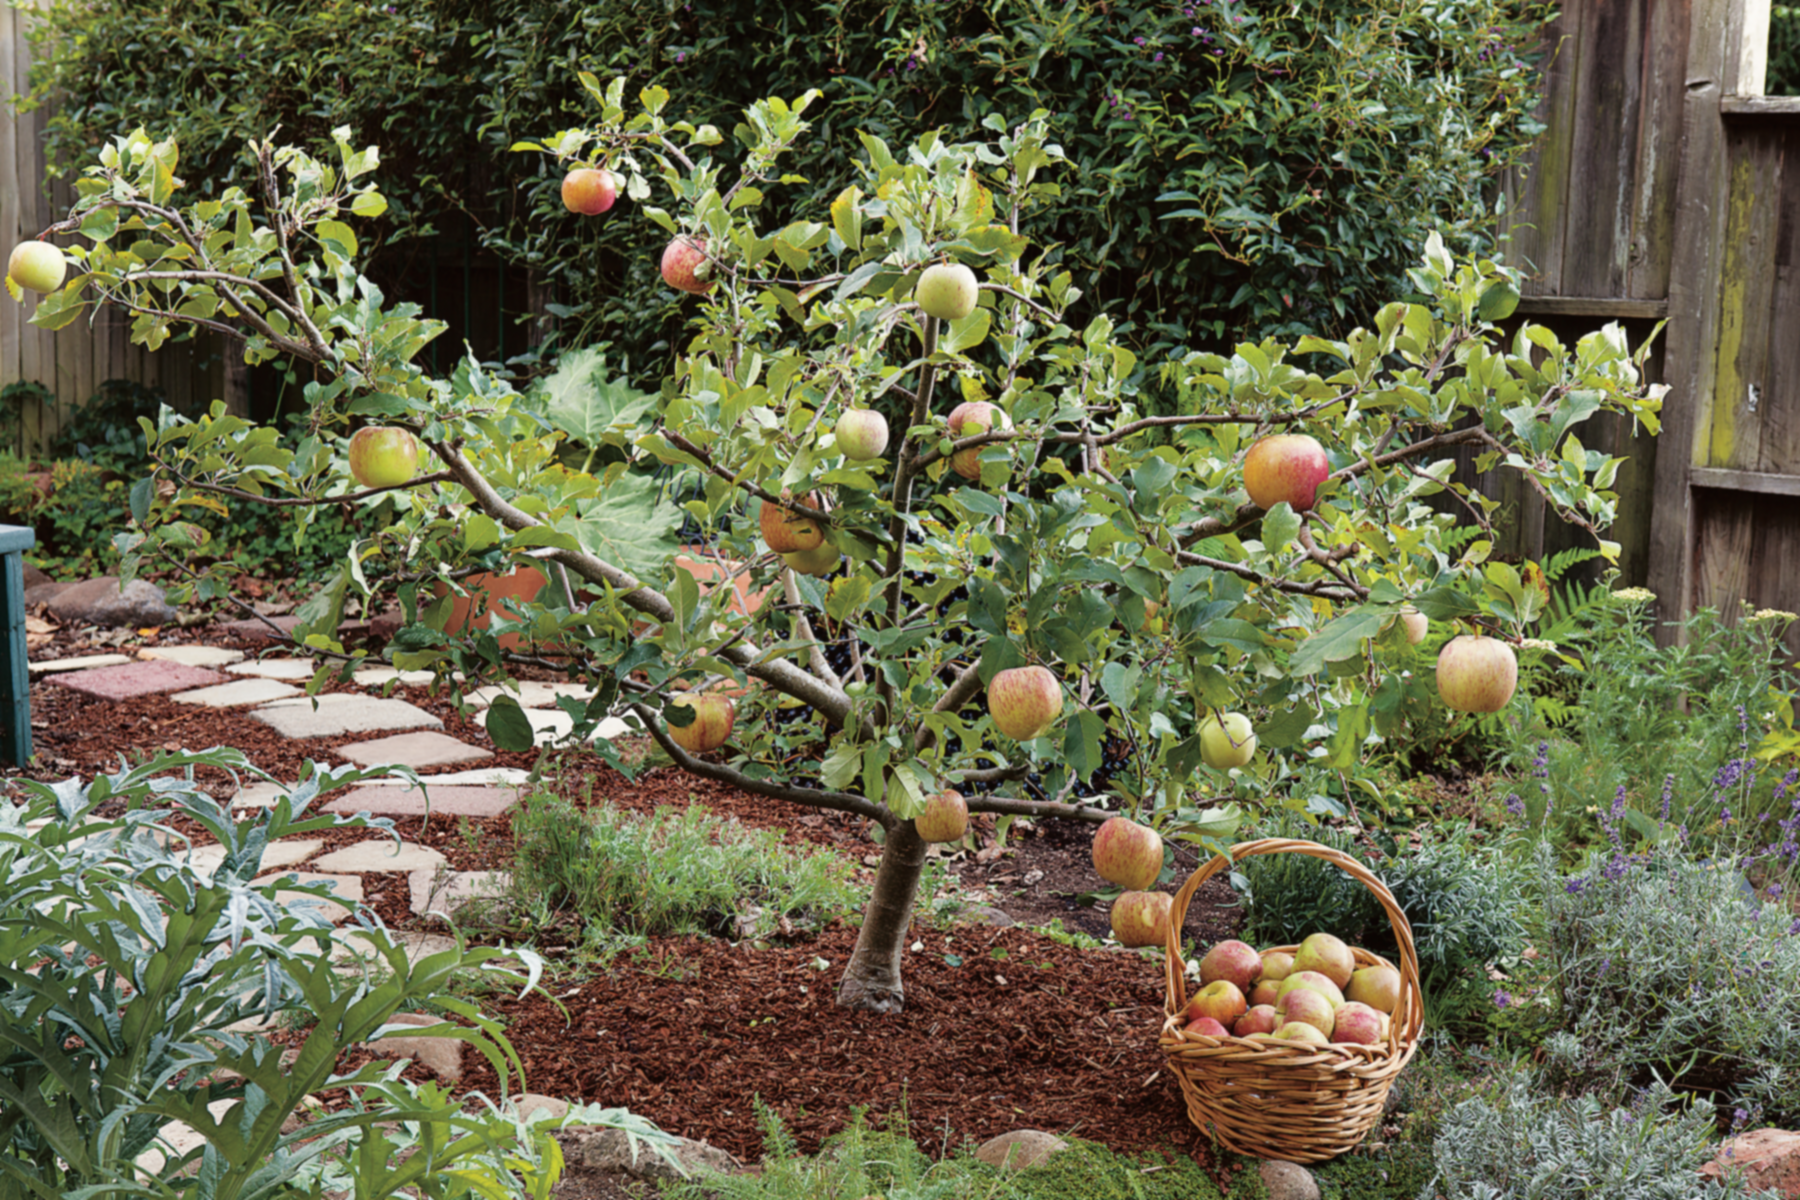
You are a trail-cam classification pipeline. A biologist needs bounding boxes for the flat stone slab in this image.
[49,660,230,701]
[171,678,304,708]
[353,666,436,687]
[183,838,324,884]
[336,731,493,770]
[28,652,132,675]
[216,615,303,641]
[311,839,447,873]
[229,782,290,809]
[255,871,364,923]
[479,706,631,746]
[366,766,532,787]
[227,657,318,681]
[141,645,245,668]
[465,681,593,710]
[325,784,517,819]
[251,694,442,739]
[410,869,511,917]
[330,928,459,967]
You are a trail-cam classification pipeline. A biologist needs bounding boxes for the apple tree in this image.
[15,83,1663,1013]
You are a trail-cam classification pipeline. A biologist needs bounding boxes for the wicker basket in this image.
[1158,838,1424,1163]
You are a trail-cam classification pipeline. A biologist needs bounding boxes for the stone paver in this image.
[140,645,245,668]
[336,730,493,770]
[251,694,441,739]
[229,782,289,809]
[171,678,304,708]
[353,666,436,687]
[28,652,132,675]
[49,660,230,701]
[478,706,631,746]
[331,928,459,966]
[370,1012,464,1082]
[324,784,518,819]
[365,766,532,787]
[217,614,303,641]
[138,1100,237,1178]
[227,657,318,681]
[312,839,447,873]
[410,868,511,917]
[254,871,363,923]
[185,838,324,883]
[464,681,592,710]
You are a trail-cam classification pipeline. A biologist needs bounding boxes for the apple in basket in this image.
[1249,978,1283,1008]
[1233,1005,1280,1037]
[1277,970,1345,1009]
[1186,1016,1230,1039]
[1348,963,1402,1014]
[1181,980,1247,1027]
[1292,932,1357,989]
[1275,987,1336,1038]
[1199,939,1262,991]
[1331,1002,1386,1046]
[1268,1021,1331,1047]
[1260,949,1296,983]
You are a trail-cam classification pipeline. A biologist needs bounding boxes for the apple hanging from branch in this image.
[561,168,618,215]
[8,242,66,294]
[347,426,421,490]
[1242,433,1330,511]
[1436,633,1519,712]
[914,262,978,321]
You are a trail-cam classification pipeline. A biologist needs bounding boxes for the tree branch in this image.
[659,428,832,524]
[963,793,1114,823]
[169,471,454,507]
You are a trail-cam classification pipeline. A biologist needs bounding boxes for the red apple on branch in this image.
[666,692,735,753]
[1437,633,1518,712]
[946,401,1010,482]
[1090,816,1164,891]
[347,426,421,489]
[760,494,825,553]
[8,241,66,293]
[1242,433,1329,511]
[660,235,715,294]
[986,664,1061,741]
[914,262,978,321]
[560,168,617,215]
[913,789,969,843]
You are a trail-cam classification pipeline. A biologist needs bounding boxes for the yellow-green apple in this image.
[1110,890,1173,948]
[1330,1001,1385,1045]
[1399,606,1429,645]
[914,789,968,843]
[666,693,735,753]
[1185,1016,1230,1038]
[760,494,825,553]
[834,408,889,461]
[1199,939,1262,991]
[1277,970,1345,1009]
[560,168,617,215]
[1437,634,1518,712]
[1090,815,1164,891]
[1270,1020,1331,1046]
[1260,949,1296,983]
[914,262,978,321]
[1198,711,1257,769]
[947,401,1010,482]
[987,664,1061,741]
[781,540,840,577]
[1347,964,1402,1014]
[1293,932,1357,989]
[1274,987,1336,1037]
[347,426,421,489]
[1234,1005,1280,1037]
[660,236,715,294]
[1181,979,1247,1027]
[8,242,66,293]
[1242,434,1330,512]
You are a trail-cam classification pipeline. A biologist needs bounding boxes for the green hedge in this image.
[23,0,1552,372]
[1774,7,1800,95]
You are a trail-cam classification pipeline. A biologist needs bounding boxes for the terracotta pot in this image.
[435,566,547,651]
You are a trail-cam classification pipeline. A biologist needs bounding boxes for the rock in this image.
[1259,1159,1320,1200]
[974,1130,1068,1170]
[510,1094,571,1125]
[951,904,1016,928]
[1701,1128,1800,1196]
[367,1012,464,1083]
[23,580,75,607]
[555,1125,741,1180]
[47,576,177,627]
[20,563,50,591]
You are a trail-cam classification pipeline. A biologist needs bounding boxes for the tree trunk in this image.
[834,819,927,1013]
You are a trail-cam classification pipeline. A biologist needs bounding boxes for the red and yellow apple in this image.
[914,789,969,843]
[1347,964,1402,1014]
[1274,987,1336,1037]
[1111,890,1173,948]
[1181,979,1247,1027]
[1293,932,1356,989]
[347,426,421,490]
[1270,1021,1331,1046]
[1260,949,1296,983]
[946,401,1010,482]
[1399,606,1429,645]
[1199,939,1262,991]
[1277,970,1345,1009]
[760,494,825,553]
[1186,1016,1230,1038]
[1242,433,1329,512]
[666,692,735,753]
[561,168,617,215]
[1090,816,1164,891]
[986,664,1061,741]
[781,540,841,577]
[660,236,715,294]
[1437,634,1518,713]
[1330,1001,1385,1045]
[915,262,978,321]
[1234,1004,1280,1037]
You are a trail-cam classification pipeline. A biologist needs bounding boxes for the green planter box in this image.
[0,525,34,767]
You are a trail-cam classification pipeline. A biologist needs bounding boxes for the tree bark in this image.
[834,818,927,1013]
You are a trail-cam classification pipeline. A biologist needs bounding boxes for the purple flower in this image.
[1506,793,1525,817]
[1770,884,1784,899]
[1566,878,1586,894]
[1493,990,1513,1009]
[1660,774,1675,823]
[1154,52,1165,62]
[1134,35,1146,45]
[1191,26,1203,35]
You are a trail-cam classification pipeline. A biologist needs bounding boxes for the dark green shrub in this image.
[1773,6,1800,95]
[23,0,1554,375]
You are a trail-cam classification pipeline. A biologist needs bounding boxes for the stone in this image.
[227,657,318,681]
[369,1012,464,1083]
[510,1094,571,1125]
[352,665,436,687]
[479,706,632,746]
[28,652,132,674]
[254,872,364,924]
[974,1131,1068,1171]
[23,580,76,607]
[464,681,593,710]
[20,563,50,591]
[335,731,494,771]
[136,1100,239,1178]
[250,694,442,738]
[171,678,304,708]
[366,766,532,787]
[216,614,303,641]
[140,645,245,667]
[324,783,517,819]
[1259,1160,1320,1200]
[48,660,230,701]
[331,929,459,967]
[951,905,1017,928]
[1701,1128,1800,1196]
[555,1125,741,1181]
[47,576,177,627]
[410,868,511,917]
[311,839,447,873]
[230,782,290,809]
[183,838,324,884]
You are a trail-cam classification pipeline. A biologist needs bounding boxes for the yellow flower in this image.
[1750,608,1798,625]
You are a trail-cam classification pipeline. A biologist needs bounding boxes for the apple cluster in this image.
[1177,932,1401,1048]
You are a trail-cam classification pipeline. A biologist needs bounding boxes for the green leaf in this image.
[1063,709,1106,780]
[1260,502,1301,548]
[941,309,990,354]
[569,473,684,581]
[1289,607,1387,675]
[540,346,657,447]
[79,205,119,242]
[350,191,389,219]
[1258,703,1316,748]
[484,696,536,752]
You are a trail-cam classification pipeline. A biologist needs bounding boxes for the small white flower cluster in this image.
[1611,587,1656,604]
[1749,608,1798,625]
[1519,638,1558,652]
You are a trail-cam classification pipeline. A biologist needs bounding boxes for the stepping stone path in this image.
[49,660,231,700]
[250,694,441,738]
[337,730,493,769]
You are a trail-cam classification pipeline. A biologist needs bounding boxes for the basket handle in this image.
[1163,837,1424,1053]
